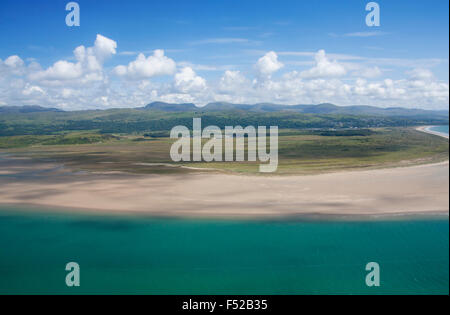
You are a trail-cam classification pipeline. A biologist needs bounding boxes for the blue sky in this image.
[0,0,448,109]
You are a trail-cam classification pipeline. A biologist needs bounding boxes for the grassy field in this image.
[1,127,448,175]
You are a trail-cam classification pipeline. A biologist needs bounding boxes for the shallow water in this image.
[429,125,449,136]
[0,207,448,295]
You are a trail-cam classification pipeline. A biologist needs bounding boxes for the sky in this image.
[0,0,448,110]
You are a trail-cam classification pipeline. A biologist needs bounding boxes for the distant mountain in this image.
[202,102,254,111]
[142,102,197,112]
[1,102,447,137]
[292,103,449,117]
[0,105,63,114]
[1,102,447,119]
[197,102,449,118]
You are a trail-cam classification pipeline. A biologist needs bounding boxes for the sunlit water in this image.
[428,125,449,136]
[0,207,448,295]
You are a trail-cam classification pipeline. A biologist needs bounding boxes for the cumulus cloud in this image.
[407,68,434,81]
[113,50,176,79]
[29,34,116,83]
[219,70,249,92]
[207,64,448,109]
[0,37,448,110]
[22,84,45,96]
[61,88,76,99]
[256,51,283,78]
[300,50,346,78]
[358,66,382,78]
[4,55,24,68]
[30,60,83,81]
[174,67,206,93]
[92,34,117,61]
[0,55,26,76]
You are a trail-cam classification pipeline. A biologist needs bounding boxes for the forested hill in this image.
[197,102,449,118]
[0,103,448,136]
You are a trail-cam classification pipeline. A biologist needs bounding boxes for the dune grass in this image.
[1,127,448,175]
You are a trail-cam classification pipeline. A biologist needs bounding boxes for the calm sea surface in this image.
[0,207,448,295]
[429,125,449,135]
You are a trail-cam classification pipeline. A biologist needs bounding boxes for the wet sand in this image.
[0,153,448,219]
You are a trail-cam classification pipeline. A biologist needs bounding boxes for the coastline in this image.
[0,157,448,219]
[0,202,448,222]
[1,126,448,219]
[416,125,449,139]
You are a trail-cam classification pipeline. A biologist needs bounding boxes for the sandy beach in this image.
[0,154,448,218]
[0,127,447,219]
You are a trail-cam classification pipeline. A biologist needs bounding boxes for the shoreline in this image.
[0,157,448,219]
[1,126,448,219]
[416,125,449,139]
[0,202,448,221]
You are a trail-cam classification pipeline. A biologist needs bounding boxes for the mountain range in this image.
[143,101,449,117]
[1,102,448,118]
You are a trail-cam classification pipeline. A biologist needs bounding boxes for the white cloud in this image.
[29,34,116,83]
[174,67,206,93]
[22,84,45,96]
[177,61,234,72]
[219,70,249,92]
[159,93,197,104]
[0,37,448,110]
[208,64,448,109]
[407,68,434,81]
[114,50,176,79]
[0,55,26,76]
[358,66,382,78]
[61,88,76,98]
[300,50,346,78]
[4,55,24,68]
[30,60,83,81]
[277,51,447,70]
[256,51,283,80]
[92,34,117,61]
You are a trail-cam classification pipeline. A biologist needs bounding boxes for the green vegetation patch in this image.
[0,132,118,149]
[1,127,448,175]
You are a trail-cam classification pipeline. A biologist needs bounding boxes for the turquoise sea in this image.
[429,125,449,135]
[0,207,448,295]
